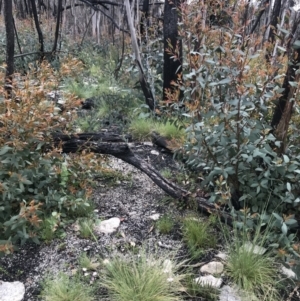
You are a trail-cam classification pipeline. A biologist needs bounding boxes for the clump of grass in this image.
[155,121,185,141]
[182,217,217,258]
[224,227,281,300]
[184,275,219,301]
[40,272,94,301]
[102,253,185,301]
[78,218,96,241]
[78,253,100,271]
[161,168,172,179]
[40,214,64,243]
[129,117,185,142]
[156,215,175,234]
[129,118,154,140]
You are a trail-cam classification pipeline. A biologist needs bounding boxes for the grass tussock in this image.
[182,218,217,258]
[102,253,185,301]
[129,117,185,142]
[40,273,94,301]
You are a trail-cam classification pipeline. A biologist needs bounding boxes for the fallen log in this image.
[52,132,234,225]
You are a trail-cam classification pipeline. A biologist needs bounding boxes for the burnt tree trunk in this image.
[265,0,281,62]
[163,0,183,101]
[271,11,300,154]
[52,132,233,225]
[4,0,14,98]
[52,0,63,53]
[30,0,45,59]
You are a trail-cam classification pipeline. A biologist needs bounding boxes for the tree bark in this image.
[125,0,155,111]
[271,11,300,153]
[30,0,45,59]
[52,0,63,53]
[4,0,15,98]
[163,0,183,101]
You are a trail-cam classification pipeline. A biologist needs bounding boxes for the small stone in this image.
[143,142,153,146]
[0,281,25,301]
[219,285,242,301]
[92,272,98,277]
[215,252,227,261]
[149,213,160,220]
[94,217,121,234]
[103,259,110,265]
[200,261,224,274]
[162,259,173,274]
[195,275,222,288]
[281,266,297,279]
[219,285,259,301]
[84,272,89,277]
[242,242,267,255]
[150,150,159,156]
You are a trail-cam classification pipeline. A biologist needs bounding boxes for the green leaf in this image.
[272,212,283,221]
[281,223,288,235]
[283,154,290,163]
[0,146,11,156]
[219,78,231,85]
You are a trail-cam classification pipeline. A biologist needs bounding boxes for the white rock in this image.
[215,252,227,261]
[149,213,160,220]
[0,281,25,301]
[194,275,222,288]
[219,285,259,301]
[281,266,297,279]
[200,261,224,274]
[150,150,159,156]
[242,242,267,255]
[143,142,153,146]
[94,217,120,234]
[162,259,173,274]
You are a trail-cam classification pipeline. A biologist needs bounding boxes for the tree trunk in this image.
[163,0,183,101]
[52,0,63,53]
[52,132,234,225]
[4,0,15,98]
[271,11,300,153]
[30,0,45,59]
[125,0,155,111]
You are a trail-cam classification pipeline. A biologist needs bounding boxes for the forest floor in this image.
[0,136,222,301]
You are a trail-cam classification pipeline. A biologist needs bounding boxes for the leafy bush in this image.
[0,60,102,252]
[162,3,300,252]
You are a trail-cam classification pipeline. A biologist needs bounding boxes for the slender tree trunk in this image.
[265,0,281,62]
[52,0,63,53]
[4,0,15,98]
[125,0,155,111]
[163,0,183,101]
[30,0,45,59]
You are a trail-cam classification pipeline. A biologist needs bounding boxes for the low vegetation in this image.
[40,273,94,301]
[102,253,185,301]
[182,217,218,258]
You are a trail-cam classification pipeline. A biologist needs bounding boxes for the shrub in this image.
[0,60,102,252]
[162,2,300,252]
